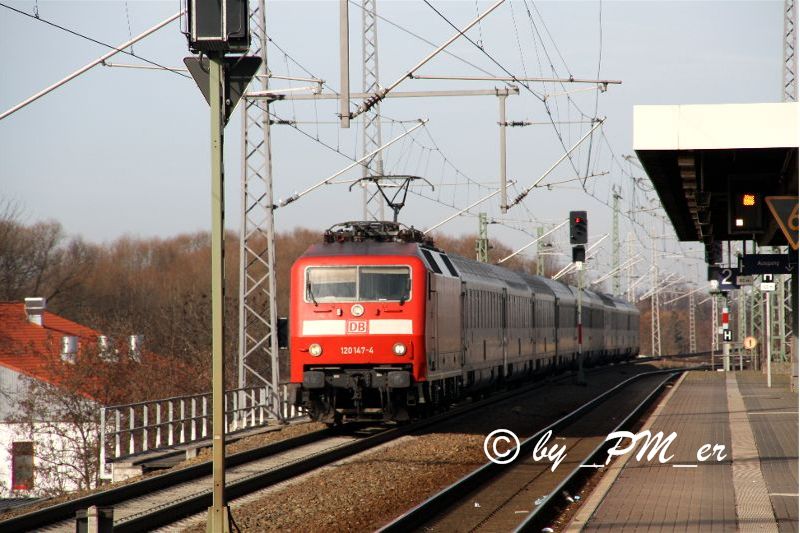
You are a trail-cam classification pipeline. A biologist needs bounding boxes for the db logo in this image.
[347,321,367,334]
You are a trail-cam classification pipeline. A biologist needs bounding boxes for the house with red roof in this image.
[0,298,116,496]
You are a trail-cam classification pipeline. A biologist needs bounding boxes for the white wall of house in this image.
[0,367,99,497]
[0,422,94,497]
[0,366,28,421]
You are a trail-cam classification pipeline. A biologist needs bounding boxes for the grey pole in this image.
[207,54,230,533]
[499,94,508,212]
[723,340,731,372]
[339,0,350,128]
[766,293,772,388]
[577,263,586,385]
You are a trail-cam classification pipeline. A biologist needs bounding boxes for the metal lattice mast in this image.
[770,288,783,362]
[782,0,798,386]
[237,0,281,418]
[626,232,634,302]
[612,186,622,296]
[476,212,489,262]
[650,242,662,356]
[737,287,746,353]
[773,246,790,362]
[689,289,697,353]
[361,0,385,220]
[784,0,798,102]
[750,242,765,369]
[712,294,719,354]
[536,226,545,276]
[752,287,764,368]
[781,273,793,361]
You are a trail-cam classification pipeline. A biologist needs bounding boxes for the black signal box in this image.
[572,245,586,263]
[186,0,250,54]
[569,211,588,245]
[729,191,764,234]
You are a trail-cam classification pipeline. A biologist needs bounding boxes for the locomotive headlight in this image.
[392,342,407,356]
[351,304,365,317]
[309,343,323,357]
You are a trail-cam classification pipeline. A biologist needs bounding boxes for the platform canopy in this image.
[633,102,798,263]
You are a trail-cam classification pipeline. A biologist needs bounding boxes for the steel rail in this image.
[0,426,336,531]
[3,360,635,531]
[108,368,598,531]
[2,366,576,530]
[378,368,687,532]
[2,358,703,531]
[514,371,680,531]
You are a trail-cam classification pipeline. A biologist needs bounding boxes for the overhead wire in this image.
[264,4,695,283]
[0,2,190,78]
[347,0,508,83]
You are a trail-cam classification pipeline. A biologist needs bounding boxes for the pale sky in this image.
[0,0,785,283]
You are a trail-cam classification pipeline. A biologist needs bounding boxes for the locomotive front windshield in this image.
[306,266,411,302]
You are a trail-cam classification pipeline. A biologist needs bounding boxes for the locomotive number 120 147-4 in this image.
[340,346,375,355]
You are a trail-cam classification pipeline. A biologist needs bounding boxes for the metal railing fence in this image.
[99,384,305,478]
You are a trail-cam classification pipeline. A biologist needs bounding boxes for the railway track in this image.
[0,369,586,531]
[2,359,698,531]
[0,425,340,532]
[379,368,687,532]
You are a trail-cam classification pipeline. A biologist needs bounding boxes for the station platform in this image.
[570,370,798,532]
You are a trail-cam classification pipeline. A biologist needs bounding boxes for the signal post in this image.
[570,211,588,385]
[183,1,258,531]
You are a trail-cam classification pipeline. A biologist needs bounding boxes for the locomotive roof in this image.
[301,242,424,258]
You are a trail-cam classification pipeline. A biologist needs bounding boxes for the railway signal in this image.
[729,190,764,234]
[568,211,588,386]
[184,1,255,531]
[569,211,588,245]
[572,245,586,263]
[185,0,251,54]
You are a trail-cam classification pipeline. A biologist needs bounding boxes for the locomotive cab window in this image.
[305,266,411,302]
[359,266,410,301]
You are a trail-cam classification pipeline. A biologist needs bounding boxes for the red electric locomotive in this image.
[289,222,430,424]
[289,221,639,424]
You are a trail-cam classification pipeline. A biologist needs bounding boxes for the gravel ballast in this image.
[184,362,691,532]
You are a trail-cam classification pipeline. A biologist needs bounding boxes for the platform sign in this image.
[744,336,757,350]
[765,196,799,250]
[741,254,797,275]
[708,266,739,290]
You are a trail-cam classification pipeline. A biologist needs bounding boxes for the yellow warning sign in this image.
[743,336,757,350]
[765,196,799,250]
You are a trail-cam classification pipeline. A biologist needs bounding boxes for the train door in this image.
[460,281,467,367]
[426,272,438,372]
[531,296,536,358]
[553,298,560,365]
[502,287,508,375]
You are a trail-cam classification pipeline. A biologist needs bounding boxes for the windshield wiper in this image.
[399,278,410,306]
[307,282,319,306]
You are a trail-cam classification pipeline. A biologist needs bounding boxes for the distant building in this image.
[0,298,104,497]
